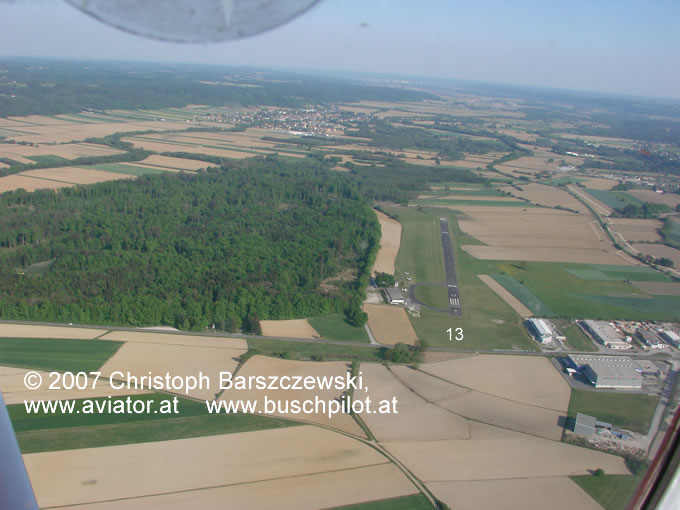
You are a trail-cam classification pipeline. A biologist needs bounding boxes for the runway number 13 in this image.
[447,328,463,341]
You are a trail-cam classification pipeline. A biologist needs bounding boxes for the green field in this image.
[567,389,659,434]
[9,394,207,432]
[247,338,385,362]
[491,274,554,315]
[387,206,537,351]
[568,264,672,282]
[308,314,370,343]
[585,189,643,209]
[571,474,642,510]
[89,163,168,176]
[0,338,122,372]
[558,321,597,352]
[580,295,680,320]
[391,207,445,284]
[14,412,299,453]
[414,283,449,310]
[331,494,432,510]
[491,262,679,321]
[25,155,71,165]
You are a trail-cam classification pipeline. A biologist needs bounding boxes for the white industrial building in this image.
[526,318,553,344]
[661,330,680,348]
[581,320,632,350]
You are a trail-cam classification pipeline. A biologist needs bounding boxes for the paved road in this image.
[440,217,462,316]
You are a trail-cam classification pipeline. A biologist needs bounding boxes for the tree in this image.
[375,272,395,287]
[656,257,674,268]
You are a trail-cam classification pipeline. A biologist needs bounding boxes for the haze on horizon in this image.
[0,0,678,100]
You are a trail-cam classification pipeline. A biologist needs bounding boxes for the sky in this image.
[1,0,679,99]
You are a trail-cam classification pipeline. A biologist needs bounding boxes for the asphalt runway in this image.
[440,217,462,316]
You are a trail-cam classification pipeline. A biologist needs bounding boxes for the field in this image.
[307,314,370,342]
[632,243,680,267]
[627,189,680,208]
[0,174,72,192]
[24,426,415,509]
[219,355,363,435]
[332,494,432,510]
[429,478,602,510]
[391,208,445,284]
[260,319,320,339]
[558,321,598,351]
[133,154,208,171]
[634,281,680,295]
[0,324,107,339]
[0,141,124,162]
[567,389,659,434]
[98,330,246,348]
[489,261,680,320]
[373,210,402,275]
[421,355,571,410]
[98,339,246,400]
[502,183,590,213]
[0,114,191,144]
[351,354,629,510]
[414,283,449,310]
[15,411,299,455]
[363,304,419,346]
[359,364,470,442]
[247,338,385,362]
[0,366,150,405]
[456,205,632,265]
[609,218,664,242]
[571,473,643,510]
[477,275,533,317]
[384,437,628,482]
[584,189,642,210]
[22,166,132,184]
[0,338,122,372]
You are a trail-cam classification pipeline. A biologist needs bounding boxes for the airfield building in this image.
[661,330,680,348]
[574,413,596,437]
[581,320,631,350]
[526,318,553,344]
[568,355,643,389]
[637,329,665,349]
[384,287,405,305]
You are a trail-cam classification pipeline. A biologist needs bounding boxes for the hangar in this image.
[568,355,643,389]
[526,318,553,344]
[384,287,405,305]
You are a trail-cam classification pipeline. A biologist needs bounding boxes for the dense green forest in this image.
[0,158,379,331]
[0,60,434,117]
[346,120,508,159]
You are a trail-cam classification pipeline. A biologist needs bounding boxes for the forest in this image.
[0,158,379,331]
[346,120,508,159]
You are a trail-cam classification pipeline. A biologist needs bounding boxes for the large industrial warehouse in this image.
[580,320,632,350]
[568,355,644,389]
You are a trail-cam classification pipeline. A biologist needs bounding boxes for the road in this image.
[440,217,462,316]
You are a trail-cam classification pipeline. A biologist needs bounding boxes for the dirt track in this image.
[373,210,402,275]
